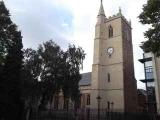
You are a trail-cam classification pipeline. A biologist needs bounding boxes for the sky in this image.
[4,0,148,89]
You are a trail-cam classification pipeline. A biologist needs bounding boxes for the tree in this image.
[62,45,85,109]
[22,48,42,119]
[0,1,23,120]
[22,40,85,112]
[0,1,10,65]
[38,40,64,109]
[139,0,160,56]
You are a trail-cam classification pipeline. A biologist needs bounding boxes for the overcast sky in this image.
[4,0,148,89]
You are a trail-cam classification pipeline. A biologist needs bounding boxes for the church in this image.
[51,0,138,112]
[79,0,137,112]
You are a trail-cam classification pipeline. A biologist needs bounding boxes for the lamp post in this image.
[96,95,101,120]
[111,102,114,111]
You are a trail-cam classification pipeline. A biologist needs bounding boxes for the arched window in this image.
[63,98,69,110]
[86,94,90,105]
[108,25,113,38]
[107,73,110,82]
[54,96,59,109]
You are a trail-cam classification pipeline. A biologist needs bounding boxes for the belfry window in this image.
[109,25,113,38]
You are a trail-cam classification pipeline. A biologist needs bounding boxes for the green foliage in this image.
[23,40,85,110]
[22,48,42,105]
[0,1,23,120]
[62,45,85,102]
[139,0,160,56]
[38,41,64,107]
[0,1,12,65]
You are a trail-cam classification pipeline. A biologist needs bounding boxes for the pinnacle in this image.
[98,0,105,17]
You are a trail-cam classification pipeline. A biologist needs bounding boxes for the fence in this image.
[29,109,160,120]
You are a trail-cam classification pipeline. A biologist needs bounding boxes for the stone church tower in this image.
[90,0,137,112]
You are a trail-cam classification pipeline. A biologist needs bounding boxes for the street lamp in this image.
[111,102,114,111]
[96,95,101,120]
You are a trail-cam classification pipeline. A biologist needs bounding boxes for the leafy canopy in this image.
[0,1,23,120]
[139,0,160,56]
[23,40,85,109]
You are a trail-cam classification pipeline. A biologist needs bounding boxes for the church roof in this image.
[79,72,91,86]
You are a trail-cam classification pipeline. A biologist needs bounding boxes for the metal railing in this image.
[29,109,160,120]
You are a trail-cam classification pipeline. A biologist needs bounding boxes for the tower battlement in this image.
[106,11,131,27]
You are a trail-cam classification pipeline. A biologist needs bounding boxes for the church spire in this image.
[98,0,105,17]
[97,0,106,24]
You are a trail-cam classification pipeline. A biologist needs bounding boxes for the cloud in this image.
[5,0,147,89]
[62,23,69,27]
[5,0,73,49]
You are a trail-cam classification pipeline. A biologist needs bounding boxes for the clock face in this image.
[107,47,114,55]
